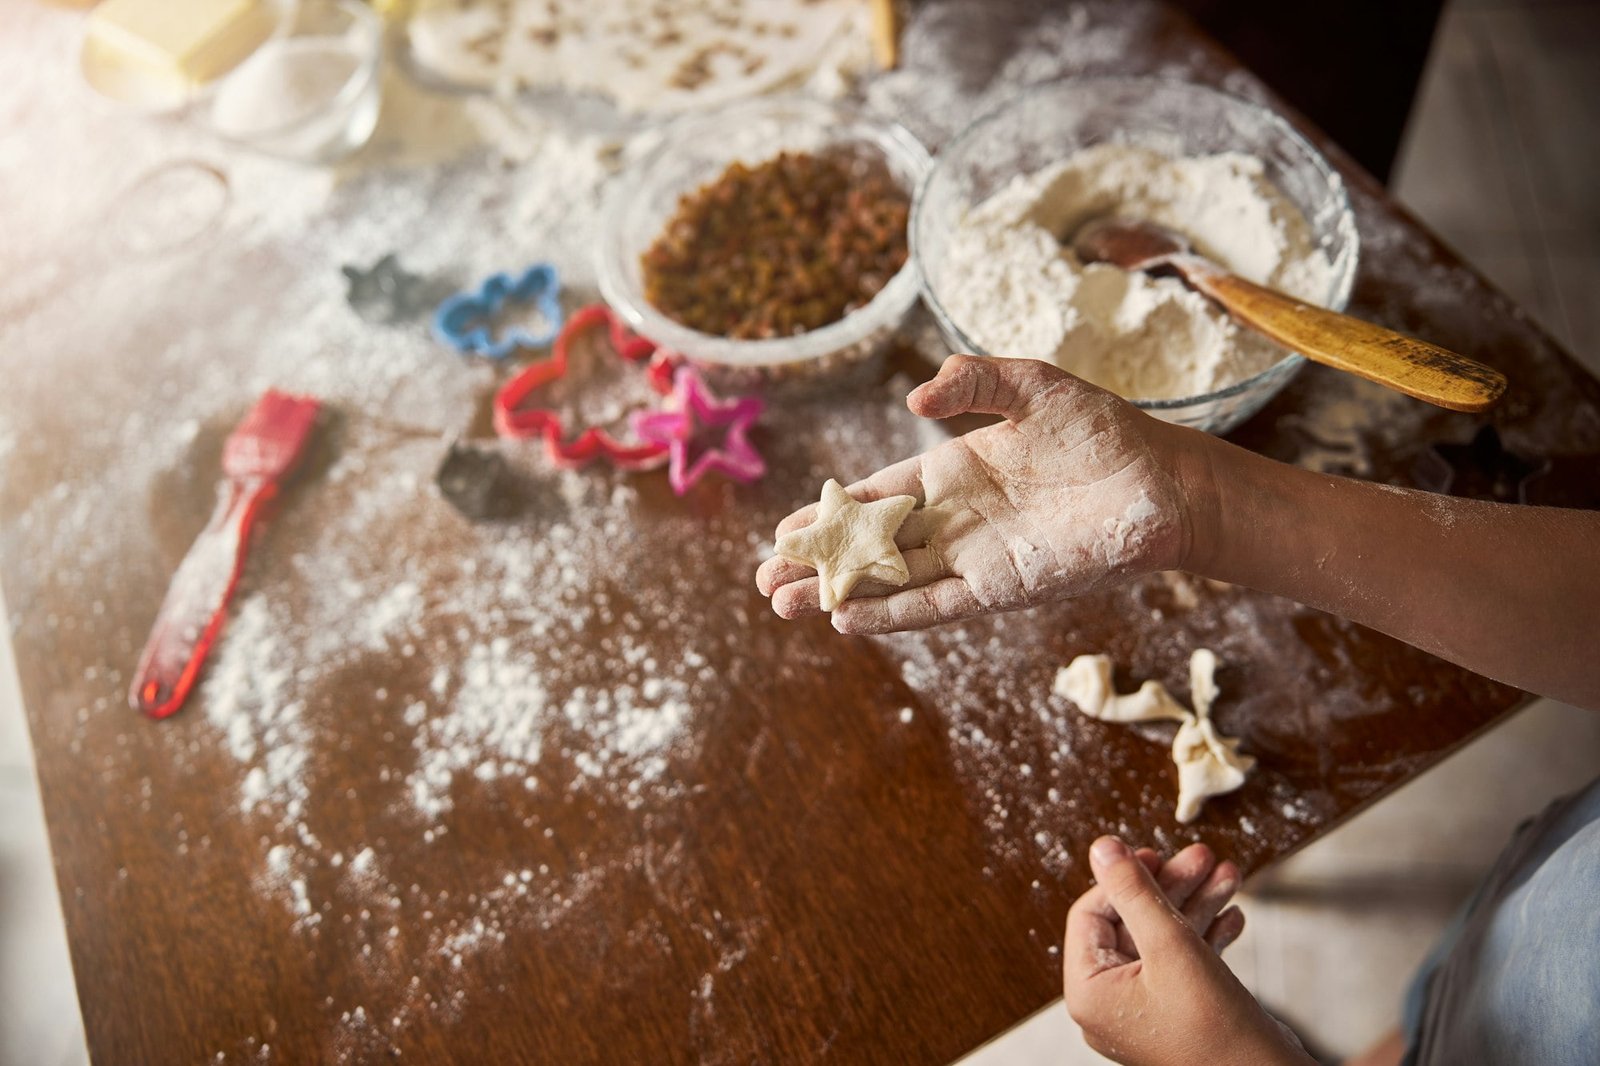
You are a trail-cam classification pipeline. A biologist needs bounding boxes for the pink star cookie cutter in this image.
[493,303,677,470]
[630,366,766,495]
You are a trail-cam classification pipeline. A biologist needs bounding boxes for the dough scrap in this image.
[774,479,917,612]
[1055,648,1256,824]
[1171,648,1255,824]
[1173,716,1255,824]
[1053,654,1190,723]
[895,499,955,555]
[1189,647,1220,718]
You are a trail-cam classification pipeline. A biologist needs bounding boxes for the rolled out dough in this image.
[408,0,860,113]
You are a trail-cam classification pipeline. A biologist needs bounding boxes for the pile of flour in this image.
[940,143,1334,401]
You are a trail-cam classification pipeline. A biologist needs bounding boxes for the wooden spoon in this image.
[1070,217,1507,413]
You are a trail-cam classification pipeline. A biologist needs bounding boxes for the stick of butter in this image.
[86,0,278,106]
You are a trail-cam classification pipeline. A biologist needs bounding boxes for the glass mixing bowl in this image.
[911,76,1360,434]
[202,0,383,163]
[597,96,932,393]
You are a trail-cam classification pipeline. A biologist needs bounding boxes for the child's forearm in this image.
[1174,429,1600,710]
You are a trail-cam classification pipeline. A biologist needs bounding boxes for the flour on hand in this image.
[1055,647,1256,823]
[939,143,1333,401]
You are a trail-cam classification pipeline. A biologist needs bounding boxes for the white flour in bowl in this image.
[938,143,1333,401]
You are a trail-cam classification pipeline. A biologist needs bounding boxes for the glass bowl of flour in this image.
[912,77,1359,434]
[598,96,932,394]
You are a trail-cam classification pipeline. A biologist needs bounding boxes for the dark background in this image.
[1175,0,1447,183]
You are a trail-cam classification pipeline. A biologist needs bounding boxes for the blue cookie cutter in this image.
[432,263,564,359]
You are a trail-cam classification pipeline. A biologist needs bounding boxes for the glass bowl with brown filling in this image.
[598,96,931,393]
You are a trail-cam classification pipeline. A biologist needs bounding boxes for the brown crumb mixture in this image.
[641,147,911,340]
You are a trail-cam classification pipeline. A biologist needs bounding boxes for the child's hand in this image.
[756,356,1202,634]
[1063,836,1314,1066]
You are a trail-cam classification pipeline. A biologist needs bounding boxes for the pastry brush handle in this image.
[1178,257,1508,414]
[130,478,274,719]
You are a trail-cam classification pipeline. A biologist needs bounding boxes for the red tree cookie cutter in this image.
[492,303,678,469]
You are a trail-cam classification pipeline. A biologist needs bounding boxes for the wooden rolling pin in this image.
[870,0,901,69]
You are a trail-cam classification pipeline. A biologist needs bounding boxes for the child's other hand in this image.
[1062,836,1313,1066]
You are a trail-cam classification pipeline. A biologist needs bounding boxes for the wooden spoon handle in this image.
[1177,257,1507,413]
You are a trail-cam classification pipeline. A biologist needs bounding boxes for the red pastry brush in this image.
[131,389,322,719]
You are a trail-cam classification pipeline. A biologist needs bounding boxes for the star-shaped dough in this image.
[775,479,917,612]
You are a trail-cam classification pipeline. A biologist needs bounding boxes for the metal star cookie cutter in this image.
[343,253,435,323]
[433,438,574,523]
[631,366,766,495]
[435,439,517,521]
[1411,425,1547,503]
[492,303,676,470]
[433,262,564,359]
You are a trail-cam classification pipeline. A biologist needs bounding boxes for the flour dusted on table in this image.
[940,143,1334,400]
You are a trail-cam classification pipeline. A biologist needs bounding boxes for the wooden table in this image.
[4,2,1599,1063]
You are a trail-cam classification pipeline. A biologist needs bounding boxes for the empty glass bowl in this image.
[203,0,383,163]
[911,76,1360,434]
